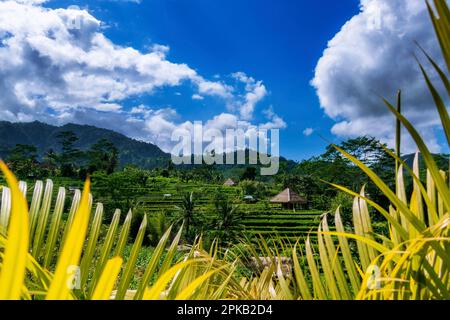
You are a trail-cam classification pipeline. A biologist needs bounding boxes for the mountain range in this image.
[0,121,170,169]
[3,121,438,174]
[0,121,295,171]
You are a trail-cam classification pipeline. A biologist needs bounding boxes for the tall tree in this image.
[42,148,58,176]
[174,192,196,242]
[211,195,243,245]
[55,131,82,177]
[6,144,38,178]
[86,139,119,174]
[322,136,392,167]
[293,136,396,209]
[240,166,257,181]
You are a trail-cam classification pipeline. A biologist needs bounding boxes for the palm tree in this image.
[174,192,196,241]
[212,199,243,245]
[147,212,171,246]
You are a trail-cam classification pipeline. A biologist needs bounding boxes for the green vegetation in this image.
[0,121,169,171]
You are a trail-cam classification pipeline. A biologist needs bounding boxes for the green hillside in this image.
[0,121,170,169]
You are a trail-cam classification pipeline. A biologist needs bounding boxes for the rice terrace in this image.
[0,0,449,306]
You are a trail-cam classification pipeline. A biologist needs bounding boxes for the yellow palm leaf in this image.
[46,179,92,300]
[0,161,29,300]
[92,257,123,300]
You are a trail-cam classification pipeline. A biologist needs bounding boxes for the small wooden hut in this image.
[270,188,306,210]
[223,178,236,187]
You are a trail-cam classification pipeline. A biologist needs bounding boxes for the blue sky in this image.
[0,0,447,160]
[46,0,360,160]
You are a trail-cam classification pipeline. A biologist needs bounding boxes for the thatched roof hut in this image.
[270,188,306,209]
[223,178,236,187]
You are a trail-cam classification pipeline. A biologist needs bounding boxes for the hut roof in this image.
[270,188,306,204]
[223,178,236,186]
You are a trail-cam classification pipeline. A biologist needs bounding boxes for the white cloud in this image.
[195,77,233,98]
[303,128,314,137]
[0,0,201,118]
[14,0,47,4]
[0,1,286,153]
[231,72,268,120]
[312,0,448,153]
[103,0,142,3]
[260,106,286,130]
[191,94,204,101]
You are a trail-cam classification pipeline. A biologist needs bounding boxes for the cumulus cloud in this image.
[0,0,198,119]
[110,0,141,3]
[0,0,285,153]
[14,0,47,4]
[0,0,249,120]
[303,128,314,137]
[260,106,287,130]
[312,0,448,153]
[195,78,233,98]
[231,72,268,120]
[191,94,204,101]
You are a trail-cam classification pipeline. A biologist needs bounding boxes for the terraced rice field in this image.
[23,177,325,242]
[122,180,325,242]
